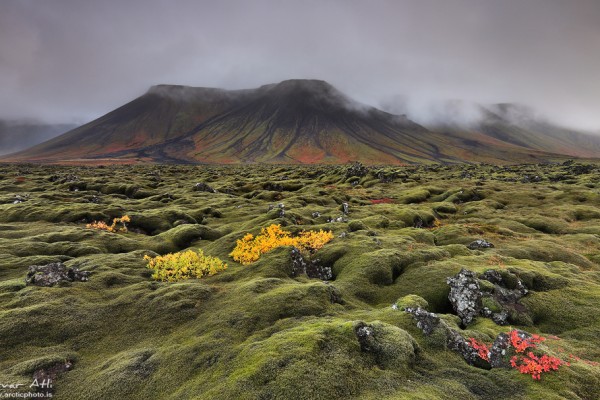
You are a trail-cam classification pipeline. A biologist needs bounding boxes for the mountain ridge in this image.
[2,79,598,164]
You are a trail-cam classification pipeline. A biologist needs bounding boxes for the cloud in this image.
[0,0,599,131]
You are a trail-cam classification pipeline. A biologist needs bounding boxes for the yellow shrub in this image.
[87,215,130,233]
[230,224,334,265]
[144,249,227,282]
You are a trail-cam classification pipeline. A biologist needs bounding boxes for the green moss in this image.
[0,163,599,400]
[396,294,429,310]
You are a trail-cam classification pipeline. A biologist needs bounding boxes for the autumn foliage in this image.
[86,215,130,233]
[469,329,568,380]
[468,337,490,361]
[230,224,334,265]
[144,249,227,282]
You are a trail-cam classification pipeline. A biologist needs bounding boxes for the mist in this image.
[1,0,599,132]
[0,120,77,155]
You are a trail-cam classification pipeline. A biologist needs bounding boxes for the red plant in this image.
[469,330,568,380]
[370,198,393,204]
[509,329,545,353]
[510,353,568,380]
[468,338,490,361]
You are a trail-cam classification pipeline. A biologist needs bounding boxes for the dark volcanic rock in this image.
[346,161,369,178]
[404,307,485,367]
[194,182,216,193]
[26,263,90,287]
[488,331,511,368]
[446,329,485,367]
[290,248,333,280]
[488,329,533,368]
[404,307,441,335]
[467,239,495,250]
[355,322,376,352]
[447,268,482,326]
[491,310,509,326]
[341,202,349,215]
[447,268,530,327]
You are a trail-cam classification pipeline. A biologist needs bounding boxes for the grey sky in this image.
[1,0,599,130]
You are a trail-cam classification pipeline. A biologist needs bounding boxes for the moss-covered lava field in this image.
[1,161,599,399]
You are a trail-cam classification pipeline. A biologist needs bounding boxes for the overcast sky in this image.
[1,0,599,130]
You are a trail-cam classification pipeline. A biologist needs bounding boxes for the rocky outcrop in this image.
[447,269,482,326]
[290,248,333,280]
[467,239,495,250]
[193,182,216,193]
[26,263,90,287]
[404,307,485,367]
[447,268,529,327]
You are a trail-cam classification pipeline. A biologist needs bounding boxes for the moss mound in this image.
[0,163,599,399]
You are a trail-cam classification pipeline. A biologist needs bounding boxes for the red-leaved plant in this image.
[469,329,569,380]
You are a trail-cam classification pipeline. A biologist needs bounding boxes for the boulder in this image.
[26,263,90,287]
[290,248,333,280]
[447,268,482,326]
[467,239,495,250]
[193,182,216,193]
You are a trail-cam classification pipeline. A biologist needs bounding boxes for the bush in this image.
[86,215,130,233]
[144,249,227,282]
[230,224,334,265]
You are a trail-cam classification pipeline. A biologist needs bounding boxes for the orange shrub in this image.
[230,224,333,265]
[86,215,130,233]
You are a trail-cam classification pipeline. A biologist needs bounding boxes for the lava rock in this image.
[263,182,284,191]
[569,164,595,175]
[413,216,423,228]
[447,268,483,326]
[324,282,344,304]
[487,329,535,368]
[193,182,216,193]
[48,174,79,183]
[487,331,511,368]
[341,202,349,215]
[480,269,503,284]
[26,263,90,287]
[404,307,485,367]
[491,310,509,326]
[290,248,333,280]
[13,194,27,204]
[445,329,485,367]
[346,161,369,178]
[355,322,376,352]
[467,239,495,250]
[404,307,441,335]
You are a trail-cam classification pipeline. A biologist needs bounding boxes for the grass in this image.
[0,161,599,399]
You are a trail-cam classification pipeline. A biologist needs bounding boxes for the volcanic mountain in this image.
[431,103,600,159]
[3,79,599,164]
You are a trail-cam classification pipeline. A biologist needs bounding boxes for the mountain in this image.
[0,120,77,156]
[2,80,598,164]
[423,102,600,160]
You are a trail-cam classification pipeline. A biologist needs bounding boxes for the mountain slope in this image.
[433,103,600,159]
[7,85,254,162]
[3,80,596,164]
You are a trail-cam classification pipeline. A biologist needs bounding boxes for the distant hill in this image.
[435,103,600,159]
[0,121,77,156]
[3,80,599,164]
